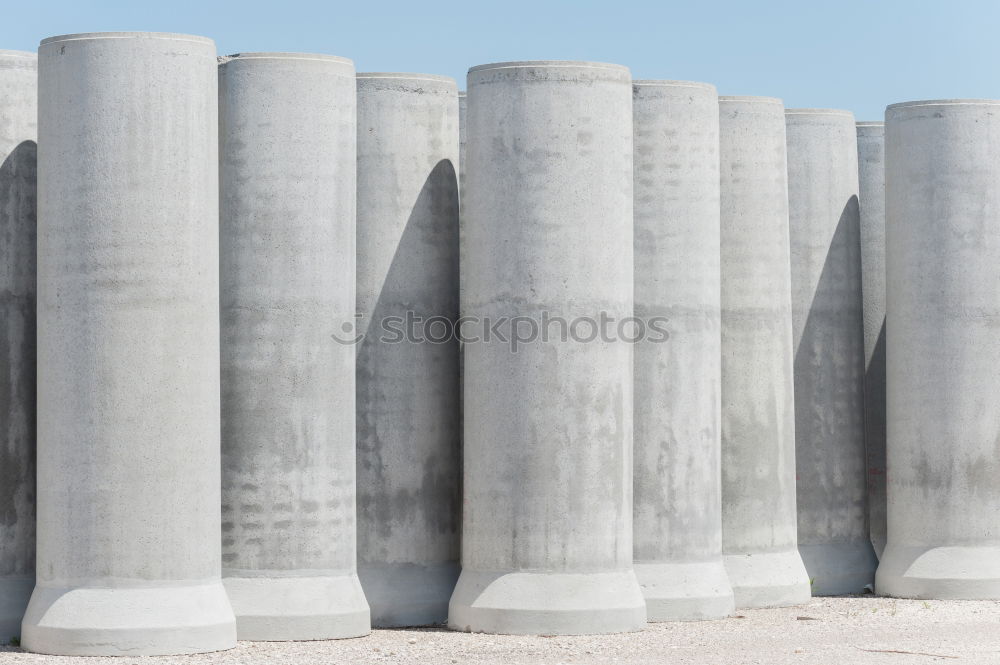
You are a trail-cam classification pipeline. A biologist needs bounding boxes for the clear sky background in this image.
[2,0,998,120]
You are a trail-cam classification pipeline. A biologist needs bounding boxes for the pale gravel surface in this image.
[3,597,999,664]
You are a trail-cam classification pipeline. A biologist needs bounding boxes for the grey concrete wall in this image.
[877,99,1000,599]
[785,109,875,595]
[631,80,733,621]
[355,72,461,628]
[718,96,810,609]
[856,121,886,561]
[23,32,236,656]
[449,61,645,635]
[0,49,36,641]
[219,53,369,640]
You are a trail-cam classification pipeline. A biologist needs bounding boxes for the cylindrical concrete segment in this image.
[856,121,886,561]
[718,96,811,609]
[785,109,876,595]
[218,53,369,640]
[355,73,461,628]
[0,50,37,641]
[631,80,734,621]
[450,61,645,635]
[23,33,235,655]
[458,90,467,195]
[877,99,1000,599]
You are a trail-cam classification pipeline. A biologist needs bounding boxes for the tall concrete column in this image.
[356,73,461,627]
[856,121,886,560]
[718,96,810,609]
[458,91,467,194]
[785,109,876,595]
[631,80,734,621]
[23,32,235,656]
[0,50,36,641]
[219,53,369,640]
[450,61,645,635]
[877,99,1000,599]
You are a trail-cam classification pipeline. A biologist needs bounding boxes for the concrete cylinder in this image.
[218,53,369,639]
[355,73,461,627]
[718,96,811,609]
[785,109,876,595]
[23,32,235,656]
[458,91,467,195]
[631,80,734,621]
[449,61,645,635]
[0,50,36,641]
[877,99,1000,599]
[856,121,886,560]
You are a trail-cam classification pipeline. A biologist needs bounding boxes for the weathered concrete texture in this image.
[877,100,1000,599]
[458,91,467,312]
[718,96,810,609]
[785,109,876,595]
[0,50,36,642]
[631,80,734,621]
[219,53,369,640]
[458,91,466,195]
[856,121,886,561]
[450,61,645,635]
[356,73,461,628]
[24,33,235,655]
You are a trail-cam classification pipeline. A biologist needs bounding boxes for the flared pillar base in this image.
[20,581,236,656]
[358,561,459,627]
[799,541,877,596]
[724,549,811,609]
[448,569,646,635]
[0,577,33,641]
[223,571,370,640]
[634,560,734,621]
[876,544,1000,599]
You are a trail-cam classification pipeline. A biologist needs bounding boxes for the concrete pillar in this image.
[877,99,1000,599]
[355,72,461,627]
[631,80,734,621]
[458,90,466,194]
[0,49,36,641]
[856,121,886,560]
[718,96,811,609]
[23,32,235,656]
[449,61,645,635]
[785,109,876,595]
[218,53,369,640]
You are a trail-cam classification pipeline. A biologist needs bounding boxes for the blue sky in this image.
[2,0,998,120]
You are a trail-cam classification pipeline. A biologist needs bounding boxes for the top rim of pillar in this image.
[719,95,783,106]
[785,108,854,117]
[40,31,215,46]
[221,51,353,66]
[0,49,36,59]
[886,98,1000,111]
[357,71,456,85]
[633,79,716,92]
[468,60,630,74]
[856,121,884,127]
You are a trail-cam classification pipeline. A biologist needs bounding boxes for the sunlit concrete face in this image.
[877,99,1000,599]
[355,72,461,628]
[449,60,646,635]
[785,109,876,595]
[0,49,37,641]
[718,95,811,609]
[218,52,369,640]
[631,80,734,621]
[24,32,236,656]
[856,121,886,561]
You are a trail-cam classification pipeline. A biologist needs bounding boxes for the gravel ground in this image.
[2,597,998,664]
